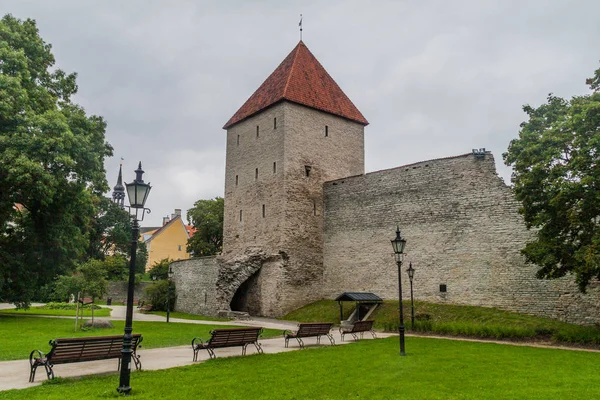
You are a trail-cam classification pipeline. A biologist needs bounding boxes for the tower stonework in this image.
[222,41,367,316]
[171,41,600,326]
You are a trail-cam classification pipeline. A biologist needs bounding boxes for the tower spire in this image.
[299,14,303,41]
[112,161,125,208]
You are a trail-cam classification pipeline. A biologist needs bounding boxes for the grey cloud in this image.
[2,0,599,225]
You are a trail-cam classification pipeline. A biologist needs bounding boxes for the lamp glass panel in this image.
[135,184,149,207]
[126,183,138,207]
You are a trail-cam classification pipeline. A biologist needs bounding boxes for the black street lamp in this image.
[117,162,151,395]
[391,225,407,356]
[166,265,173,323]
[406,262,415,330]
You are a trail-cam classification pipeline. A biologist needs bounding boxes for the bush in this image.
[147,258,173,281]
[144,280,176,312]
[44,302,102,310]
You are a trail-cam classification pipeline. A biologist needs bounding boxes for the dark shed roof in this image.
[335,292,382,302]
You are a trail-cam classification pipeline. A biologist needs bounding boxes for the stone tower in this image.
[222,41,368,316]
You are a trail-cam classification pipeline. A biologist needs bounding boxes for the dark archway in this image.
[230,269,261,315]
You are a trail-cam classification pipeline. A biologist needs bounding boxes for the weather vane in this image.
[299,14,303,41]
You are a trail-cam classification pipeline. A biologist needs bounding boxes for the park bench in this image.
[137,300,152,312]
[339,320,376,341]
[283,322,335,349]
[29,334,143,382]
[192,327,263,361]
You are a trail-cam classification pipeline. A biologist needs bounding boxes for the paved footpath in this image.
[0,305,390,391]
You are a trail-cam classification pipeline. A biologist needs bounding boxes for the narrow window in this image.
[255,168,259,180]
[235,175,238,186]
[178,245,182,251]
[273,162,277,173]
[256,125,259,138]
[325,125,328,137]
[262,204,266,218]
[313,200,317,216]
[239,210,243,222]
[274,117,277,129]
[305,165,311,177]
[237,135,240,146]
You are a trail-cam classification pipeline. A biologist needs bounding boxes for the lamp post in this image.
[406,262,415,330]
[391,226,407,356]
[166,265,173,323]
[117,162,151,395]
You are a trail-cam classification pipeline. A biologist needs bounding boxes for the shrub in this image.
[144,280,176,312]
[44,302,102,310]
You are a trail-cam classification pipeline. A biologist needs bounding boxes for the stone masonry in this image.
[221,101,364,316]
[322,152,600,325]
[171,41,600,325]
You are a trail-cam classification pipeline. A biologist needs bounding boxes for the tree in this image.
[147,258,173,281]
[144,279,176,312]
[87,198,132,260]
[186,197,224,256]
[0,14,113,307]
[78,259,108,326]
[503,65,600,291]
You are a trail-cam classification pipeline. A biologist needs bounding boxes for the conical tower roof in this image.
[224,41,368,129]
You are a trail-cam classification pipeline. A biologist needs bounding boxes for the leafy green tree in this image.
[144,279,176,312]
[147,258,173,281]
[0,15,113,307]
[78,259,108,325]
[100,255,128,281]
[136,241,148,274]
[503,66,600,291]
[52,274,85,303]
[186,197,224,256]
[87,198,132,260]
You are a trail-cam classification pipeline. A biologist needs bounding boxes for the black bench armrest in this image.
[191,337,205,349]
[29,349,45,366]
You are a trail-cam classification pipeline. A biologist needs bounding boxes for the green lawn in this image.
[0,306,111,318]
[0,316,282,361]
[282,300,600,345]
[2,337,598,399]
[147,311,231,322]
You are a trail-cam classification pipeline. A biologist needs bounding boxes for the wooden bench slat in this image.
[283,323,335,349]
[29,334,143,382]
[192,328,263,360]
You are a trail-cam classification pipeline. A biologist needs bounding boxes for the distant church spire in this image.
[112,162,125,208]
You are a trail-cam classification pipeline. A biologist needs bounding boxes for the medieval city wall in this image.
[323,152,600,325]
[171,256,220,316]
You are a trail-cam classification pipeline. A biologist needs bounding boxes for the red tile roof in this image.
[223,41,368,129]
[185,225,196,237]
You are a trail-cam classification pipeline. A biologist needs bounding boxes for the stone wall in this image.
[106,282,151,303]
[171,251,287,317]
[221,101,365,316]
[170,256,220,316]
[323,152,600,325]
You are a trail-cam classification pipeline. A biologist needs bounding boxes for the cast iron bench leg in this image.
[326,334,335,345]
[254,342,263,354]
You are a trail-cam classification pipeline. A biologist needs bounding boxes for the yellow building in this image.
[142,209,195,270]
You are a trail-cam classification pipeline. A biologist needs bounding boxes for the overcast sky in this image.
[3,0,599,227]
